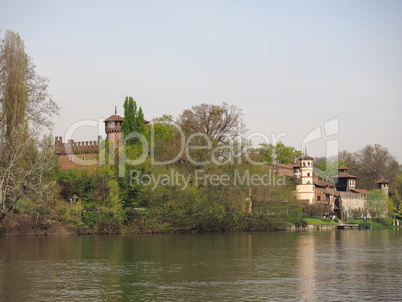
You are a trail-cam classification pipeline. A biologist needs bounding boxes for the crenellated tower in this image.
[376,179,389,197]
[104,107,124,148]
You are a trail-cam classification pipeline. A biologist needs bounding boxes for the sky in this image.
[1,0,402,162]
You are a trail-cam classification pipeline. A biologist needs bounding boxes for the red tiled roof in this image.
[376,178,389,184]
[338,165,349,170]
[104,115,150,124]
[314,180,335,187]
[104,115,124,122]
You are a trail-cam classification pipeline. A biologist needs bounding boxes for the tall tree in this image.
[0,30,28,141]
[121,96,145,145]
[0,30,59,223]
[121,96,136,136]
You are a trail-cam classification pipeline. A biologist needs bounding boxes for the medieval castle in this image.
[55,110,149,170]
[55,111,389,219]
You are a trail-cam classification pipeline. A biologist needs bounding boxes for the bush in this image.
[293,218,308,228]
[303,204,331,216]
[375,217,393,226]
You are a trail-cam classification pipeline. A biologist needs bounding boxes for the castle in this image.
[55,111,389,219]
[55,110,149,170]
[274,156,389,219]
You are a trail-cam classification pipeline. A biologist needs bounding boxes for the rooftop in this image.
[376,178,390,184]
[104,114,124,122]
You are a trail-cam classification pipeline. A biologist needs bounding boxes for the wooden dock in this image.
[337,223,359,229]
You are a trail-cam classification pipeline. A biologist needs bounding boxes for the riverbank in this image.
[0,213,399,236]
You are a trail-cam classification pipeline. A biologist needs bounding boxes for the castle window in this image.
[69,156,72,162]
[82,155,85,160]
[307,172,310,177]
[317,195,321,201]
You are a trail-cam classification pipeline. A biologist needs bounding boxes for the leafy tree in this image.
[121,96,136,137]
[259,142,303,166]
[121,96,146,145]
[390,173,402,218]
[0,31,59,223]
[314,157,345,181]
[365,189,387,219]
[391,191,402,219]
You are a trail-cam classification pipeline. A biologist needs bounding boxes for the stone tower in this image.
[104,108,124,148]
[333,166,357,191]
[376,179,389,197]
[296,155,315,204]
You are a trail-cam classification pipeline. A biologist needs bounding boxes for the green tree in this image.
[314,157,345,181]
[365,189,387,219]
[391,191,402,219]
[259,142,303,166]
[121,96,146,145]
[121,96,136,137]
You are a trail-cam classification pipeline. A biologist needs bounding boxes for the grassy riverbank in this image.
[345,218,398,229]
[305,218,339,225]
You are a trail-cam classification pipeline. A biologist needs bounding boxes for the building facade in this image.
[274,156,389,219]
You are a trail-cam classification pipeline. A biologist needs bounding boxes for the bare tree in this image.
[177,103,247,166]
[178,102,246,144]
[339,145,399,190]
[0,30,59,223]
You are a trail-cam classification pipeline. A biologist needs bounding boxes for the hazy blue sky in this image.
[1,0,401,161]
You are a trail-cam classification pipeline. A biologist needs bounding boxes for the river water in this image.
[0,229,401,301]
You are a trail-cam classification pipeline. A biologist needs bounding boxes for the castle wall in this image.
[57,153,99,170]
[339,192,367,219]
[274,163,294,177]
[55,136,100,170]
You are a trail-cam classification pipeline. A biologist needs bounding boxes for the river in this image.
[0,229,401,301]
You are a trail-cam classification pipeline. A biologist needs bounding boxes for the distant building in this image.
[274,157,389,219]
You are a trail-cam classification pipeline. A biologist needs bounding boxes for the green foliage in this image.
[121,96,146,145]
[365,189,387,219]
[391,191,402,219]
[259,142,303,166]
[347,218,396,229]
[315,159,345,181]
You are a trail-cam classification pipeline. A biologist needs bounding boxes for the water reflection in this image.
[297,234,316,301]
[0,230,401,301]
